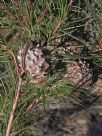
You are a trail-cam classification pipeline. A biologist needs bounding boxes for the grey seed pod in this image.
[17,42,49,84]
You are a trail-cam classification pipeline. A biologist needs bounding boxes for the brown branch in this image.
[13,0,29,27]
[33,0,52,27]
[53,11,68,35]
[25,97,42,112]
[53,20,63,34]
[5,77,22,136]
[8,49,19,75]
[1,42,19,75]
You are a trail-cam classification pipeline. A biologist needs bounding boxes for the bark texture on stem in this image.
[5,77,22,136]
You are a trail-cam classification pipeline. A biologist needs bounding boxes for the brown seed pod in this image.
[64,60,93,89]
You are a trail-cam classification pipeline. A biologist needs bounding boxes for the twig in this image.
[8,49,19,75]
[14,0,29,27]
[5,77,22,136]
[25,96,42,112]
[33,0,52,27]
[53,20,63,34]
[53,11,67,35]
[0,40,19,75]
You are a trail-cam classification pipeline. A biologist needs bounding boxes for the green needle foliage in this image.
[0,0,102,135]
